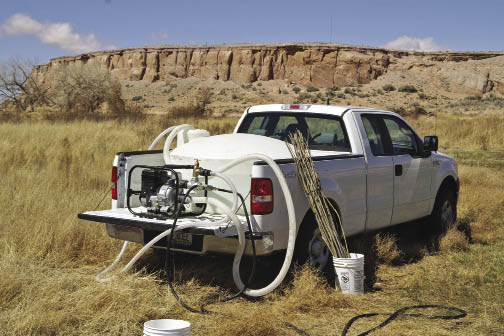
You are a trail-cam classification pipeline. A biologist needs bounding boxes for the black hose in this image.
[165,187,256,314]
[93,187,111,211]
[165,184,203,314]
[282,304,467,336]
[341,304,467,336]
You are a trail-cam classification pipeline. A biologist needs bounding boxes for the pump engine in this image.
[129,166,198,219]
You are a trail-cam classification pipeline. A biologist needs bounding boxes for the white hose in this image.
[96,221,197,282]
[148,126,177,150]
[95,241,129,282]
[212,154,297,297]
[163,124,195,164]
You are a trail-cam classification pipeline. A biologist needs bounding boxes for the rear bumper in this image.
[78,209,274,256]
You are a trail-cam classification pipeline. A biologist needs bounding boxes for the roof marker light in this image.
[281,104,311,110]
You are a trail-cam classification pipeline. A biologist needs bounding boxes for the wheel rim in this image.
[308,228,330,270]
[441,199,454,226]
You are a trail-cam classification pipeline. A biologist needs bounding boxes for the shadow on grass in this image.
[135,246,288,294]
[133,216,474,294]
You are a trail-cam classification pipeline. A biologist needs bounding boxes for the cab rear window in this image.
[237,113,351,152]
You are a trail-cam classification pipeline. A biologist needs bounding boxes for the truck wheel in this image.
[430,188,457,233]
[294,214,330,270]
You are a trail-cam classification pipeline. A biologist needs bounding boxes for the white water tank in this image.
[176,129,210,146]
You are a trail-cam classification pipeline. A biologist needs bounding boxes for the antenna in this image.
[435,85,438,135]
[330,16,333,43]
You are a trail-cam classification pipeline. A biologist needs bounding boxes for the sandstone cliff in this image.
[33,43,504,94]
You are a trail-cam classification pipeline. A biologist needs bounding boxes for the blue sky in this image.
[1,0,503,64]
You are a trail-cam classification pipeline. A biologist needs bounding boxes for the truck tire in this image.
[430,188,457,234]
[294,213,331,270]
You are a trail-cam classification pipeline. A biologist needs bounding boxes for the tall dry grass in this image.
[0,113,503,335]
[409,113,504,151]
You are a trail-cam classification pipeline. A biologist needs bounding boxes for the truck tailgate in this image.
[78,208,250,237]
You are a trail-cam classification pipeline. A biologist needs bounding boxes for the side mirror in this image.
[424,136,438,152]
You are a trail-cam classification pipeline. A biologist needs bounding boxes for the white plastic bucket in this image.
[143,319,190,336]
[333,253,365,294]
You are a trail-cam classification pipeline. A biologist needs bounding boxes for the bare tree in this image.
[0,57,52,112]
[54,64,124,116]
[196,86,213,115]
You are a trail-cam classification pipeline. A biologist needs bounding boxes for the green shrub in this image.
[297,93,312,100]
[382,84,396,92]
[307,87,320,92]
[398,85,417,93]
[465,94,482,101]
[292,87,301,94]
[171,105,203,118]
[344,88,356,95]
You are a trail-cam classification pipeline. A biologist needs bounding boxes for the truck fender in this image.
[429,173,459,215]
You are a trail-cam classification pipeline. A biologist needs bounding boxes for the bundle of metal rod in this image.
[287,130,349,259]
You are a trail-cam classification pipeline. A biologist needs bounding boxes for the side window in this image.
[361,115,386,156]
[305,116,351,151]
[383,117,418,155]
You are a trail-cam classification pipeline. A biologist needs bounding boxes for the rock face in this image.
[33,43,504,92]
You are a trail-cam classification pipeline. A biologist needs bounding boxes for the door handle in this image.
[395,164,403,176]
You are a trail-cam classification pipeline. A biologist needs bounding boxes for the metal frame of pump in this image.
[95,124,297,298]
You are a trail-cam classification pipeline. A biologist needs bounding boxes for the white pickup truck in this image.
[79,104,458,271]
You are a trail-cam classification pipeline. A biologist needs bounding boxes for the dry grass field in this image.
[0,112,503,335]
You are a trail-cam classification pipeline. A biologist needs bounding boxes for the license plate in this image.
[173,232,192,246]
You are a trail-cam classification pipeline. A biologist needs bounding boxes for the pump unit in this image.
[128,165,202,219]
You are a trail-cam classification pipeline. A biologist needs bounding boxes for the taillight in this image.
[111,166,118,200]
[251,178,273,215]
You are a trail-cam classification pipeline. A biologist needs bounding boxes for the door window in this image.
[361,115,386,156]
[383,117,419,155]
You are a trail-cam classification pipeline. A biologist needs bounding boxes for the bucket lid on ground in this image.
[144,319,190,334]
